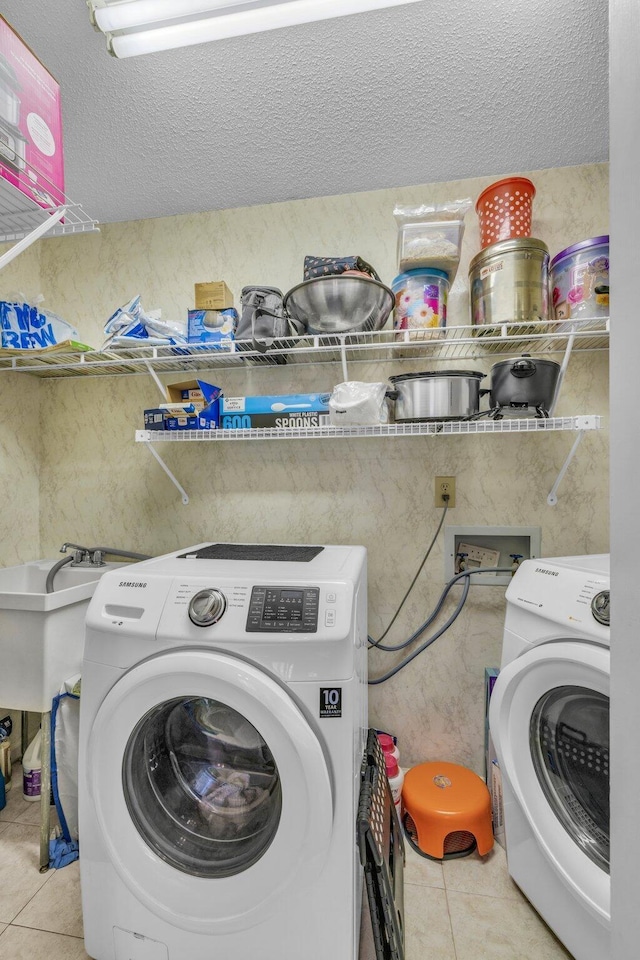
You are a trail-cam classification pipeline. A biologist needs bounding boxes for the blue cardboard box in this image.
[219,393,330,429]
[143,408,165,430]
[187,309,238,346]
[165,415,200,430]
[144,379,222,430]
[143,408,202,430]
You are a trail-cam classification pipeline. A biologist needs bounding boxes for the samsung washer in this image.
[78,542,368,960]
[489,554,610,960]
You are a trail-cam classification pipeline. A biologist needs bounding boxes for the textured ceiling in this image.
[2,0,609,224]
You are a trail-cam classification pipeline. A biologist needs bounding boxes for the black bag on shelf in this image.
[303,256,381,282]
[236,286,305,365]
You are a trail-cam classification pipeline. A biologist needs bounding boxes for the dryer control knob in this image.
[189,588,227,627]
[591,590,610,626]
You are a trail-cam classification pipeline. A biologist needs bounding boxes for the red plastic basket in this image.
[475,176,536,248]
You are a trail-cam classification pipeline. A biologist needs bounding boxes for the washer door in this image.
[87,649,333,934]
[489,640,609,918]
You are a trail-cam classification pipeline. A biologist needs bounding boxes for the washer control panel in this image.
[246,585,320,633]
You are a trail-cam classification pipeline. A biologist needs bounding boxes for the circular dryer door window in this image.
[530,686,609,872]
[123,696,282,878]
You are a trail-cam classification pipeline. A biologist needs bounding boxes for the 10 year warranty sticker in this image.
[320,687,342,718]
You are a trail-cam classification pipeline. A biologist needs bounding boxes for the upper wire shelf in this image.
[0,318,610,379]
[0,170,99,244]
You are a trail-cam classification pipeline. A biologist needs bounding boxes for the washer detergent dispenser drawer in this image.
[0,558,127,712]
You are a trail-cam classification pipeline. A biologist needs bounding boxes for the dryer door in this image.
[489,640,609,918]
[87,648,334,934]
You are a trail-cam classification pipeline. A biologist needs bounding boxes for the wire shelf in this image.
[0,171,99,243]
[0,318,609,378]
[136,415,601,444]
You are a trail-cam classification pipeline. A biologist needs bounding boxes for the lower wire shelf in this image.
[136,415,600,444]
[135,415,602,506]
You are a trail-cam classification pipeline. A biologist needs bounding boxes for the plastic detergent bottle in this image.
[22,729,42,802]
[377,732,400,764]
[384,753,404,814]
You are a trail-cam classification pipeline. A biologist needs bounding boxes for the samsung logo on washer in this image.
[535,568,559,576]
[118,581,148,588]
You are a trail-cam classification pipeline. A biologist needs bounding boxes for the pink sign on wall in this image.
[0,16,65,209]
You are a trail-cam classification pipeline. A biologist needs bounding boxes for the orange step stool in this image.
[401,761,494,861]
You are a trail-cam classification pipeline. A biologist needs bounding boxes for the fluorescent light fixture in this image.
[87,0,425,57]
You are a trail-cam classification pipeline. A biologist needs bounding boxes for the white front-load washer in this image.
[489,555,610,960]
[78,542,368,960]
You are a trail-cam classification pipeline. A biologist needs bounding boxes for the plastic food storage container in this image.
[550,236,609,322]
[475,177,536,248]
[397,221,465,278]
[392,268,449,339]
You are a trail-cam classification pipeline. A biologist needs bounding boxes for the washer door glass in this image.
[123,696,282,878]
[530,685,609,873]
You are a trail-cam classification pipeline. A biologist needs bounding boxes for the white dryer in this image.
[78,542,368,960]
[489,555,610,960]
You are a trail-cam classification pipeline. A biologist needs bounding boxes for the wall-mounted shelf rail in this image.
[0,172,99,271]
[135,415,602,506]
[0,318,609,378]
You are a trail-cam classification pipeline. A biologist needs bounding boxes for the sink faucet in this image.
[59,543,105,566]
[59,543,151,566]
[60,542,91,554]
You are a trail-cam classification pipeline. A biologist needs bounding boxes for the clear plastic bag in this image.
[393,198,472,280]
[329,381,390,426]
[103,295,186,348]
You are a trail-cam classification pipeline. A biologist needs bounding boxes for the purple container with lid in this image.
[550,235,609,322]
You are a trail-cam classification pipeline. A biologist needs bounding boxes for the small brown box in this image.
[194,281,234,311]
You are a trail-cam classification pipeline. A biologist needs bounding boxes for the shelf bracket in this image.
[339,336,348,382]
[137,433,189,504]
[548,324,577,417]
[0,205,67,272]
[547,429,585,506]
[143,359,167,400]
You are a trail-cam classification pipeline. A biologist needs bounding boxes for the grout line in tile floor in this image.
[439,880,458,960]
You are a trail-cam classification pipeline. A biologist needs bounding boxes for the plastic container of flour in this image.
[394,199,471,283]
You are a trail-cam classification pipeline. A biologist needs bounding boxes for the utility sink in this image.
[0,558,127,712]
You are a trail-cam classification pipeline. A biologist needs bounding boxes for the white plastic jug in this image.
[22,729,42,801]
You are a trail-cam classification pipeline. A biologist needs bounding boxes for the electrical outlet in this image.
[435,476,456,507]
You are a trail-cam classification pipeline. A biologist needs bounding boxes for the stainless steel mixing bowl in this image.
[283,275,395,335]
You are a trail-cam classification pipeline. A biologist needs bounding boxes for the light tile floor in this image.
[0,764,573,960]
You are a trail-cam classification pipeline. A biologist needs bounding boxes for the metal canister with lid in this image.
[469,237,550,326]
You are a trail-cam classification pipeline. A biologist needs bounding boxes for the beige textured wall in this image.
[2,163,609,773]
[0,242,42,565]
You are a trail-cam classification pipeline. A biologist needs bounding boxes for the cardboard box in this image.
[219,393,330,429]
[165,379,221,406]
[165,415,200,431]
[484,667,499,780]
[194,282,234,311]
[490,756,506,848]
[187,308,238,346]
[483,667,505,847]
[144,404,202,430]
[145,379,222,430]
[0,16,65,208]
[143,409,165,431]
